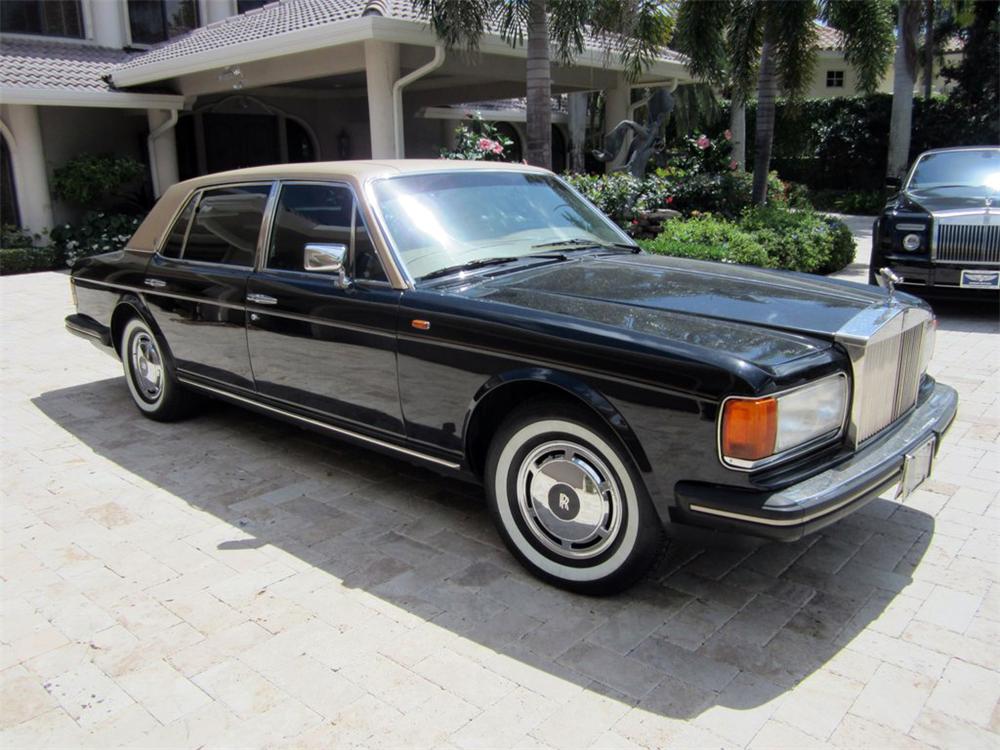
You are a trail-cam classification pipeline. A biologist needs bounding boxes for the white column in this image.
[364,40,399,160]
[147,109,179,197]
[604,75,630,173]
[90,0,127,48]
[202,0,235,24]
[4,105,53,233]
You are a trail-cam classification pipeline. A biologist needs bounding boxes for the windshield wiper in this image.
[531,238,640,252]
[419,256,521,281]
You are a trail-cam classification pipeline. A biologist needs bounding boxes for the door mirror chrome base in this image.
[304,243,350,288]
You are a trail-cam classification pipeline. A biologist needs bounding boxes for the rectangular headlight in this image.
[721,374,848,469]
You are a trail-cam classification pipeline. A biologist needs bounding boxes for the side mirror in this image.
[885,176,902,192]
[304,242,350,287]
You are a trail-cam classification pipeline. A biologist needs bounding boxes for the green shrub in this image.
[666,170,788,219]
[51,212,141,267]
[1,224,39,249]
[639,208,855,274]
[0,246,59,275]
[51,154,146,209]
[563,172,673,225]
[440,114,515,161]
[642,215,771,267]
[808,189,885,216]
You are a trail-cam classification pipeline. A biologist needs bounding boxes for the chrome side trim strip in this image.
[689,483,880,527]
[75,277,247,311]
[177,377,462,470]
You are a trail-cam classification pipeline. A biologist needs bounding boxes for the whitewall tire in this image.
[121,316,192,421]
[486,401,663,594]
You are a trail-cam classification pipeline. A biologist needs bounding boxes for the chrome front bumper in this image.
[674,379,958,540]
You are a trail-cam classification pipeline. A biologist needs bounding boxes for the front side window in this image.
[127,0,198,45]
[371,171,629,280]
[181,185,271,267]
[0,0,83,38]
[826,70,844,88]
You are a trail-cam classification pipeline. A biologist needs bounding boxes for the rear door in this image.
[144,182,273,391]
[245,181,404,437]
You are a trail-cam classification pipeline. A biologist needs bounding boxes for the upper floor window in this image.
[826,70,845,88]
[236,0,267,12]
[127,0,198,45]
[0,0,83,39]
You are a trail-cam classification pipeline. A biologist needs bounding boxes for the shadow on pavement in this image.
[32,379,934,724]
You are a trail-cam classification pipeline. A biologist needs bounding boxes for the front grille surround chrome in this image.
[837,305,933,447]
[932,211,1000,264]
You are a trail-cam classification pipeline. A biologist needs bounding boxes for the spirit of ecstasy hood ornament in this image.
[877,267,903,301]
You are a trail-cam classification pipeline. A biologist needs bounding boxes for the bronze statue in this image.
[592,88,674,178]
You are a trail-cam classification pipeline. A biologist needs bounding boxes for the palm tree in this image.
[414,0,671,169]
[886,1,924,181]
[674,0,894,205]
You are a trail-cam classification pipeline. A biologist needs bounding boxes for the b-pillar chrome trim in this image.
[176,376,462,471]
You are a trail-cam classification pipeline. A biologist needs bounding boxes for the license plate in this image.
[897,436,936,500]
[960,269,1000,289]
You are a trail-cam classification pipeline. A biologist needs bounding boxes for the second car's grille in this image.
[855,321,927,443]
[936,223,1000,263]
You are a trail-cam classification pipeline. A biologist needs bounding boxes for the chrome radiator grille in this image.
[854,320,927,443]
[936,223,1000,263]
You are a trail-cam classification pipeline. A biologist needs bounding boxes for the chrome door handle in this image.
[247,293,277,305]
[144,278,167,288]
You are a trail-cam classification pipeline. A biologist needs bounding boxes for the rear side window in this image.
[160,194,196,259]
[182,185,271,266]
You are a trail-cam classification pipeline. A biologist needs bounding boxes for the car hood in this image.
[899,190,996,214]
[452,253,894,368]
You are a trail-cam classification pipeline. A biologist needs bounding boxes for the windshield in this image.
[907,149,1000,195]
[370,171,632,279]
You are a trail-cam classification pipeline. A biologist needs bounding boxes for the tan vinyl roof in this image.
[128,159,549,258]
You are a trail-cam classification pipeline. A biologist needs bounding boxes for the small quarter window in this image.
[160,194,196,259]
[268,184,353,272]
[183,185,270,267]
[826,70,845,88]
[354,208,388,282]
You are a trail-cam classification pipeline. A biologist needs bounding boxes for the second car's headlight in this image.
[720,374,848,469]
[902,233,922,251]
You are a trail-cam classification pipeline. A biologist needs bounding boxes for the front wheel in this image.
[121,316,194,421]
[485,402,664,595]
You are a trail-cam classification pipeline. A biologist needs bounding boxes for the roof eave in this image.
[110,14,691,90]
[0,84,185,109]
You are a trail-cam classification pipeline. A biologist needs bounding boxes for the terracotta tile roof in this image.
[113,0,684,78]
[0,37,135,93]
[815,22,961,53]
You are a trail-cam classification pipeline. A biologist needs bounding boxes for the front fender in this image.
[464,367,651,473]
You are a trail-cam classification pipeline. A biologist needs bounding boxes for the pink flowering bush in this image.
[440,113,514,162]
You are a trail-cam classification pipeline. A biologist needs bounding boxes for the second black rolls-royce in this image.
[871,146,1000,294]
[66,161,957,593]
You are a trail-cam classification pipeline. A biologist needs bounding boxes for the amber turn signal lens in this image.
[721,397,778,462]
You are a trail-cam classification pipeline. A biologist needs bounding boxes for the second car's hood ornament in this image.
[877,267,903,301]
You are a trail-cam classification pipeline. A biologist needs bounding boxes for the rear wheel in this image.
[485,401,664,594]
[121,317,194,421]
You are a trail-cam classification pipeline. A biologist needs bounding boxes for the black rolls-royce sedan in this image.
[871,146,1000,294]
[66,161,958,593]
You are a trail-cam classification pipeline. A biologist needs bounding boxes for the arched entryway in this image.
[176,96,319,180]
[1,132,18,227]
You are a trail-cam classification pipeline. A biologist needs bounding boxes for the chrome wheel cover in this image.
[130,331,163,401]
[514,440,624,560]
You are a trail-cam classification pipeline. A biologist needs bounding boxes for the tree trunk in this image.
[525,0,552,169]
[751,16,778,205]
[923,0,934,99]
[729,93,746,171]
[887,1,920,180]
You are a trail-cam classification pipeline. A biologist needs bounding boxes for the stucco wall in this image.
[806,51,961,99]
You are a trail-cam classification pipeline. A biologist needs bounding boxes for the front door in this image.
[144,183,273,390]
[246,182,403,437]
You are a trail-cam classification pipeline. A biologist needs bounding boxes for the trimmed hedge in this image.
[640,209,855,275]
[0,246,60,275]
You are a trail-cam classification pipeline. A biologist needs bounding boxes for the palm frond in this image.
[496,0,531,49]
[769,0,818,98]
[727,0,763,100]
[823,0,894,93]
[673,0,731,86]
[547,0,590,62]
[590,0,673,82]
[412,0,492,51]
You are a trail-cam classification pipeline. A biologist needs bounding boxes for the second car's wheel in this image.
[121,316,194,422]
[485,400,664,595]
